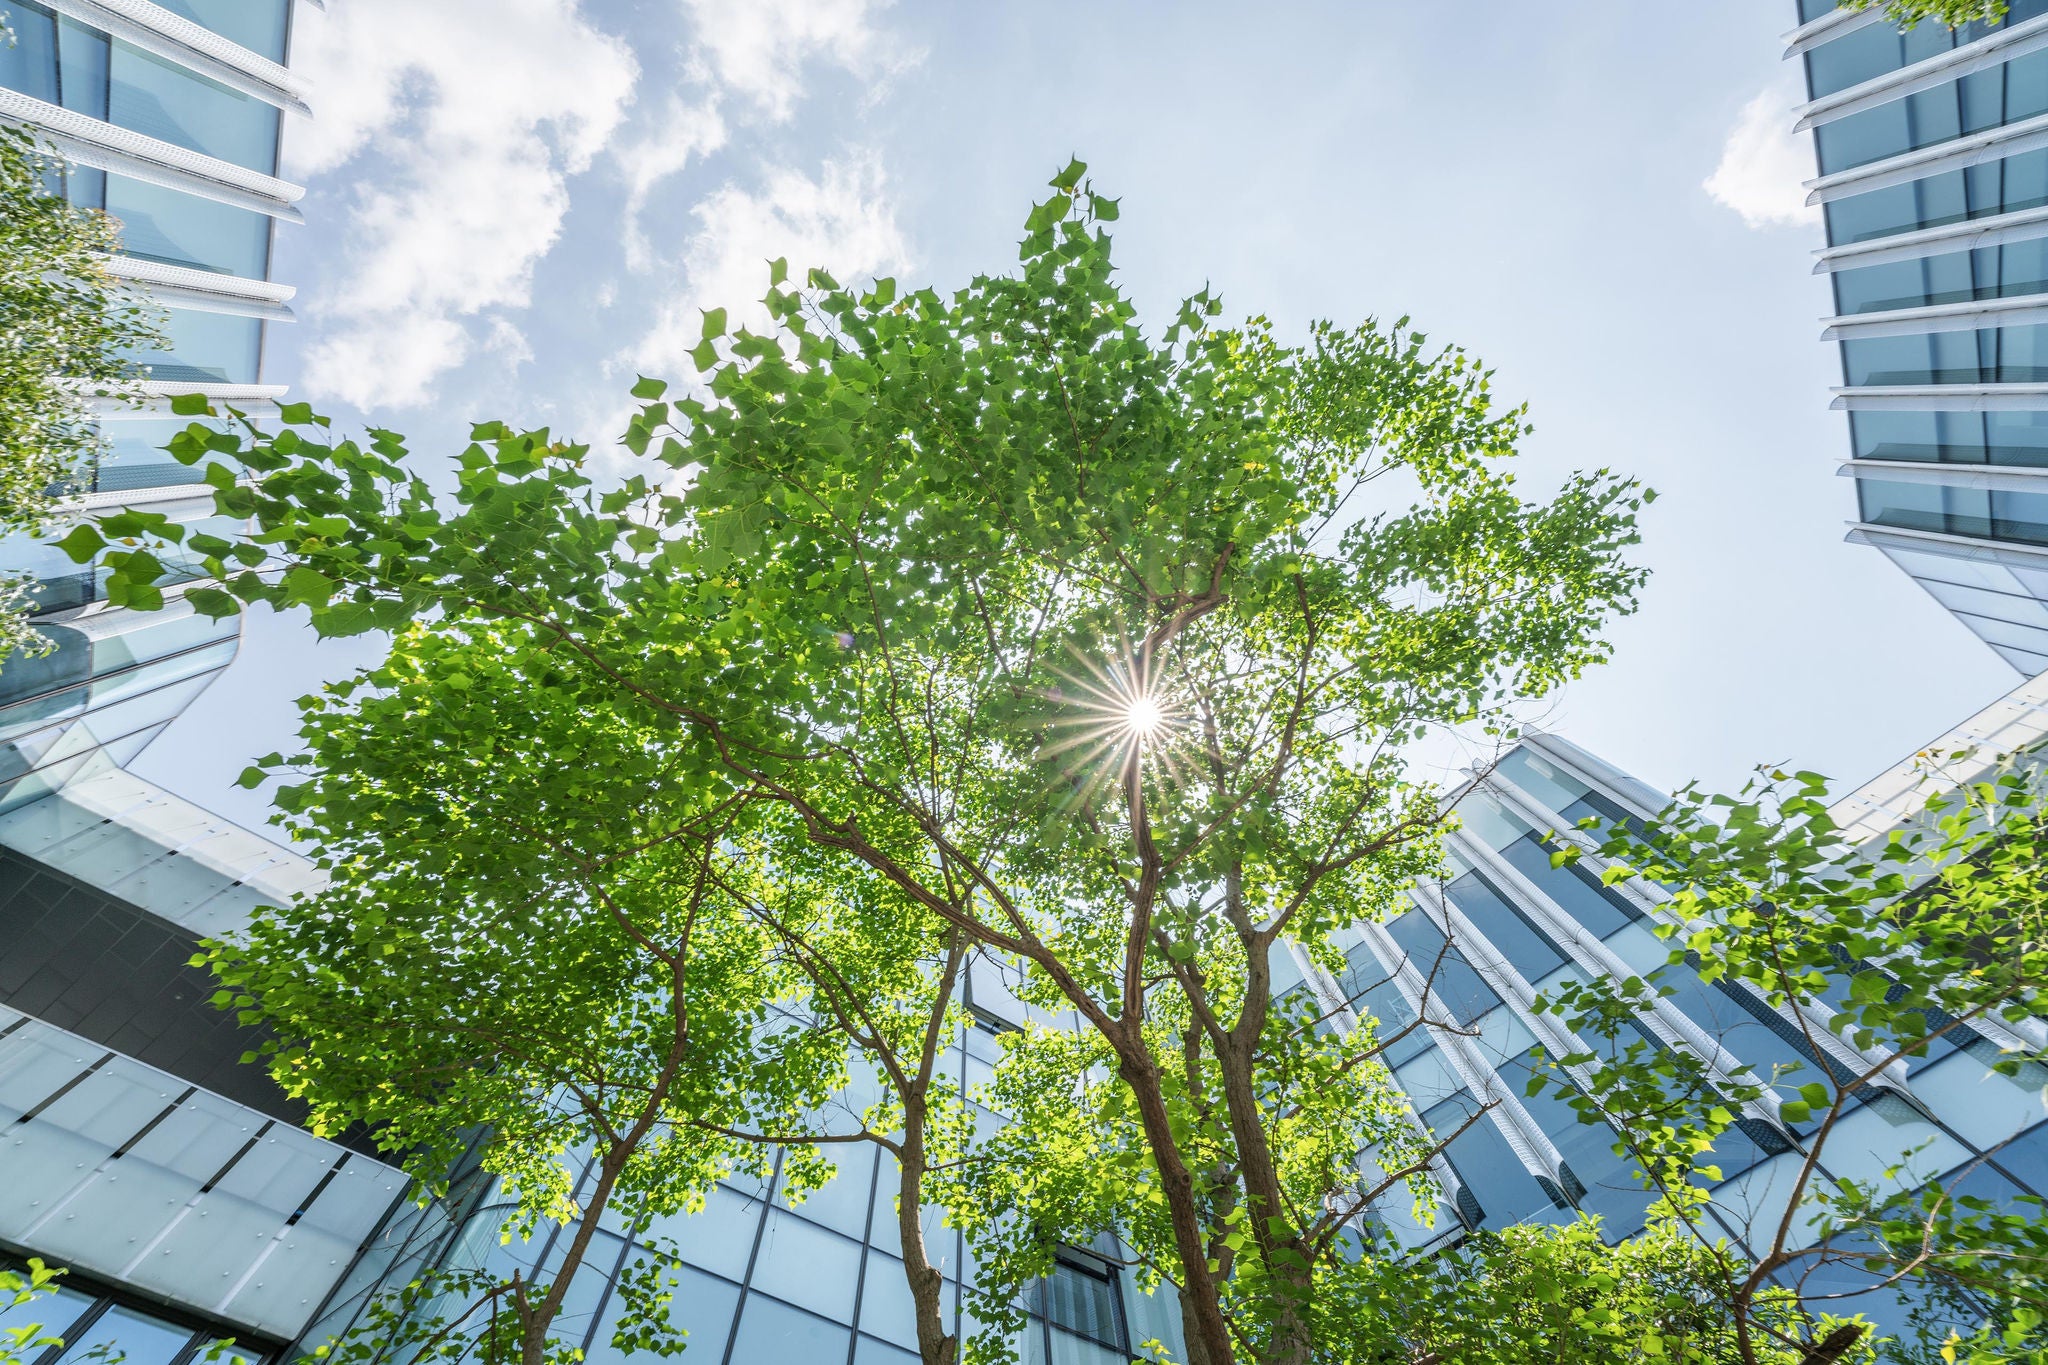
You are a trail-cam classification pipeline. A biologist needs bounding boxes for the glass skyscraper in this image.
[0,7,427,1365]
[1792,0,2048,672]
[0,0,304,808]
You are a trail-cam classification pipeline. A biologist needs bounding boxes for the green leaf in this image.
[184,586,240,618]
[630,376,667,400]
[54,523,105,563]
[169,391,212,416]
[1051,156,1086,190]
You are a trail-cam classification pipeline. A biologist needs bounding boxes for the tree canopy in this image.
[69,163,1973,1365]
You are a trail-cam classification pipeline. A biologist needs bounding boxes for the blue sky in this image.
[134,0,2025,829]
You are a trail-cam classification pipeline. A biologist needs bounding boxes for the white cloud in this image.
[681,0,909,121]
[610,0,916,275]
[615,151,909,402]
[1704,69,1820,231]
[616,95,729,273]
[288,0,638,409]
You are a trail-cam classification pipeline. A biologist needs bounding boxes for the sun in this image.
[1034,643,1189,795]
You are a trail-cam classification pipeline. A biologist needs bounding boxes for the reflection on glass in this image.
[106,174,271,277]
[108,41,280,172]
[122,308,263,385]
[51,1304,194,1365]
[151,0,291,62]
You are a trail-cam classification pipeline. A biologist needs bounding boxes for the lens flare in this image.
[1034,643,1189,800]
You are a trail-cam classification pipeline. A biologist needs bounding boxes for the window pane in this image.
[728,1295,850,1362]
[0,2,59,102]
[108,41,279,172]
[748,1211,861,1323]
[582,1263,738,1365]
[52,1305,194,1365]
[107,174,270,277]
[124,308,263,385]
[1422,1091,1570,1230]
[1382,909,1498,1024]
[1442,868,1566,983]
[1042,1260,1121,1349]
[150,0,290,62]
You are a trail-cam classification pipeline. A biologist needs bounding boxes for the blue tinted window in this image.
[1442,868,1567,984]
[1494,1049,1658,1238]
[1848,408,2019,463]
[56,13,107,118]
[1842,326,2001,385]
[1650,961,1829,1104]
[729,1295,850,1362]
[124,307,263,384]
[1817,91,1947,176]
[106,173,270,276]
[1422,1091,1572,1230]
[0,1,58,102]
[1860,476,2048,546]
[99,419,212,493]
[108,40,279,172]
[1807,22,1929,99]
[1340,942,1430,1066]
[1383,910,1499,1025]
[1989,1119,2048,1196]
[1827,151,2048,246]
[1985,409,2048,464]
[1494,835,1638,939]
[151,0,290,62]
[51,1304,195,1365]
[1831,250,1974,313]
[1041,1258,1125,1352]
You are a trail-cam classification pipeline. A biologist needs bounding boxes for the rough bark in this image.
[1119,1042,1240,1365]
[897,1096,958,1365]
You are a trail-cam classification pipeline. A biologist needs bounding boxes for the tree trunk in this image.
[518,1145,628,1365]
[1215,963,1313,1365]
[1118,1044,1238,1365]
[896,1106,958,1365]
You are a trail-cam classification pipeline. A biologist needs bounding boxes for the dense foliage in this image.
[79,166,1979,1365]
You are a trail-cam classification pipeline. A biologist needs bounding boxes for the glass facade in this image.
[302,983,1180,1365]
[1800,1,2048,671]
[0,4,281,174]
[1316,730,2048,1337]
[0,1258,277,1365]
[1833,238,2048,313]
[0,6,336,1359]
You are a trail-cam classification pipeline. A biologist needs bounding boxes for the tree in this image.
[1536,755,2048,1365]
[209,620,853,1365]
[81,163,1652,1364]
[230,617,985,1365]
[0,124,159,660]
